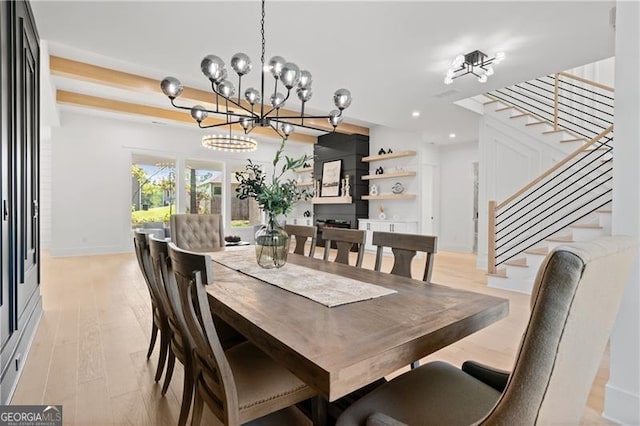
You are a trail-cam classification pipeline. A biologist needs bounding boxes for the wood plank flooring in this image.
[10,249,612,425]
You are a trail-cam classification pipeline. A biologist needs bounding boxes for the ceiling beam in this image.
[50,56,369,136]
[56,90,318,144]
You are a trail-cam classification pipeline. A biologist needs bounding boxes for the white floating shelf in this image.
[294,167,313,173]
[361,171,416,180]
[296,181,314,187]
[362,150,416,163]
[311,196,352,204]
[362,194,416,200]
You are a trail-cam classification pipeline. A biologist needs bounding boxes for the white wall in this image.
[438,141,477,252]
[566,56,615,87]
[368,125,440,235]
[605,1,640,423]
[49,110,310,256]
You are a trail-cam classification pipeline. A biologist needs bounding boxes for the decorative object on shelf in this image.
[378,148,386,155]
[303,162,311,168]
[379,204,386,220]
[387,148,393,154]
[303,210,311,217]
[444,50,505,85]
[235,138,311,268]
[370,184,378,195]
[314,179,320,197]
[391,182,405,194]
[321,159,342,197]
[375,166,384,175]
[160,0,353,152]
[342,174,351,197]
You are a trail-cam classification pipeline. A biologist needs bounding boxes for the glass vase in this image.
[254,215,289,269]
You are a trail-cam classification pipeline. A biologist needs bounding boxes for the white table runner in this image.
[209,247,396,307]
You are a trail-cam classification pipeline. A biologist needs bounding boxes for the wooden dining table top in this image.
[205,251,509,402]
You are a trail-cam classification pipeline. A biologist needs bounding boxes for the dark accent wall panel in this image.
[314,133,369,245]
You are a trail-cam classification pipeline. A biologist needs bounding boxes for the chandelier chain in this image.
[261,0,266,68]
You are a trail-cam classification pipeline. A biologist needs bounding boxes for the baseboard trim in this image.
[603,383,640,425]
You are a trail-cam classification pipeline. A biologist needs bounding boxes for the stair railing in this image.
[487,125,614,274]
[488,72,614,140]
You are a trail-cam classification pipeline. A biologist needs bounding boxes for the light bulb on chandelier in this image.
[160,0,352,152]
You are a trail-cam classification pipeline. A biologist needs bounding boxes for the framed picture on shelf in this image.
[321,160,342,197]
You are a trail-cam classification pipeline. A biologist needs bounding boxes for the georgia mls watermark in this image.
[0,405,62,426]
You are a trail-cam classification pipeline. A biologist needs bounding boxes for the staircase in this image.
[476,72,615,293]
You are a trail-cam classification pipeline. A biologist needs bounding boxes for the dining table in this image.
[204,247,509,423]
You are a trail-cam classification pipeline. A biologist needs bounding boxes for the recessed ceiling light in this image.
[412,111,420,118]
[449,133,456,138]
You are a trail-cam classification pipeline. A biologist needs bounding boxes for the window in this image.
[185,160,223,215]
[131,154,176,227]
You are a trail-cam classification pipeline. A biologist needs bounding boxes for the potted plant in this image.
[235,139,311,268]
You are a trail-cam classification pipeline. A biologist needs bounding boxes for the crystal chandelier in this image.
[444,50,505,84]
[160,0,352,150]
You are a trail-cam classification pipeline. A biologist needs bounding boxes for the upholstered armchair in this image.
[337,236,637,426]
[170,213,224,251]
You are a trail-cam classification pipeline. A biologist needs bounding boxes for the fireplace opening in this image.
[316,219,352,249]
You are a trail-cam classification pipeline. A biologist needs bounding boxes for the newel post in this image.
[488,200,497,274]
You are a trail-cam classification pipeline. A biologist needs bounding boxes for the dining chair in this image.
[167,242,317,425]
[171,213,224,251]
[148,236,248,426]
[337,236,637,426]
[372,232,437,283]
[284,224,317,257]
[322,228,366,268]
[133,231,170,384]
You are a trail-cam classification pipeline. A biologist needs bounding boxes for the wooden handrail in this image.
[496,125,614,210]
[558,71,615,93]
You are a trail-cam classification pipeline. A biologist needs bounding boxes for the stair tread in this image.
[561,137,587,143]
[483,99,500,105]
[596,209,612,213]
[504,258,528,267]
[510,113,531,119]
[525,247,549,255]
[487,268,508,278]
[542,129,568,134]
[546,234,574,242]
[525,121,548,126]
[571,223,604,229]
[495,106,514,112]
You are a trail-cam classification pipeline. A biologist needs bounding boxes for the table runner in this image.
[208,247,396,307]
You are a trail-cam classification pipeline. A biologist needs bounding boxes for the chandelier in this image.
[160,0,352,151]
[444,50,505,84]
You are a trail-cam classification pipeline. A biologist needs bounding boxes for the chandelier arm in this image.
[264,90,291,118]
[269,122,287,140]
[275,114,333,120]
[271,119,336,134]
[197,119,244,130]
[210,82,257,116]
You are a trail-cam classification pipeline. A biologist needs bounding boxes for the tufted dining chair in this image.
[167,243,317,425]
[170,214,224,251]
[337,236,637,426]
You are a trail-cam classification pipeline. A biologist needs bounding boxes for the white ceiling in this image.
[31,1,615,145]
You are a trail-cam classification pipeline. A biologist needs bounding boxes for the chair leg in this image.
[190,386,204,426]
[147,323,159,359]
[161,351,176,395]
[154,328,170,382]
[178,358,195,426]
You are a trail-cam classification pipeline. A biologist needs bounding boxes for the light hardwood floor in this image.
[10,248,612,425]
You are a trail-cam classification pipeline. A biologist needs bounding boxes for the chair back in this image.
[480,236,637,425]
[133,231,165,312]
[322,228,366,267]
[167,242,239,425]
[171,213,224,251]
[284,224,317,257]
[372,232,437,282]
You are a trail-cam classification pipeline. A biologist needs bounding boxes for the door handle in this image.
[3,200,7,221]
[33,200,38,219]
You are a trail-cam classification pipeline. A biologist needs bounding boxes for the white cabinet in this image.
[358,219,419,251]
[290,217,314,226]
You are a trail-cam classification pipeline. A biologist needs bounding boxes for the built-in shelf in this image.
[296,180,314,187]
[294,167,313,173]
[361,171,416,181]
[362,150,416,163]
[312,196,352,204]
[362,194,416,201]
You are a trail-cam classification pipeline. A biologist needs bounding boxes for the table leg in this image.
[312,395,328,426]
